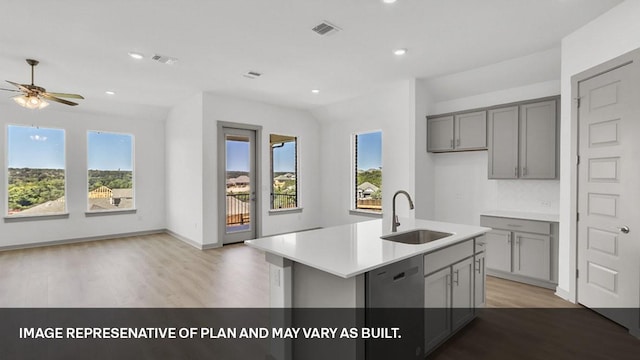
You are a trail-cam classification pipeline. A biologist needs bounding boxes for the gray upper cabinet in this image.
[519,100,557,179]
[488,106,519,179]
[427,115,454,152]
[455,111,487,150]
[427,111,486,152]
[487,98,558,180]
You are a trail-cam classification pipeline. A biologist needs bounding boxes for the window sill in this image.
[85,209,137,217]
[269,208,303,215]
[349,209,383,218]
[4,213,70,223]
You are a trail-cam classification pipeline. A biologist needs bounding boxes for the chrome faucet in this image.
[392,190,414,232]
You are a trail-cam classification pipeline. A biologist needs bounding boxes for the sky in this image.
[272,141,295,173]
[7,125,65,169]
[87,131,133,171]
[356,131,382,170]
[226,140,250,171]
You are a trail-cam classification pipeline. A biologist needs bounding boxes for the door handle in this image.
[619,226,630,234]
[475,259,482,273]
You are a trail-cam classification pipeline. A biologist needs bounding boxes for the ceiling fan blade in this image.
[46,92,84,99]
[0,87,21,93]
[6,80,30,93]
[41,94,78,106]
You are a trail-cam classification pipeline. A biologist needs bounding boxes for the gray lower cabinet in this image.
[427,111,486,152]
[424,239,482,355]
[480,215,558,289]
[487,97,558,179]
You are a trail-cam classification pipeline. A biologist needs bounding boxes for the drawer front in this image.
[424,239,474,275]
[480,215,550,235]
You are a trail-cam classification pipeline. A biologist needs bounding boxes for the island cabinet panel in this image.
[423,238,480,355]
[451,257,475,331]
[474,251,486,308]
[424,267,452,352]
[480,215,558,289]
[427,115,454,152]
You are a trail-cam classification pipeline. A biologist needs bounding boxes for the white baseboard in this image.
[0,229,165,252]
[554,287,573,302]
[164,229,204,250]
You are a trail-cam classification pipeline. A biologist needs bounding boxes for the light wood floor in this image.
[1,232,575,308]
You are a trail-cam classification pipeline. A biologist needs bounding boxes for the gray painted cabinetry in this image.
[427,111,486,152]
[424,238,485,355]
[480,215,558,289]
[488,98,558,179]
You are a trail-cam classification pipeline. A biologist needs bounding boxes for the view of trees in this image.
[8,168,65,211]
[88,170,133,191]
[8,168,132,213]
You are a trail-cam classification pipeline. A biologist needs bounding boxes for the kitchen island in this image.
[245,218,490,360]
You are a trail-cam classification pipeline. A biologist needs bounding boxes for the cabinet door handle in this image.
[514,167,518,177]
[475,259,482,273]
[450,139,454,148]
[456,138,460,146]
[453,270,459,286]
[507,234,511,245]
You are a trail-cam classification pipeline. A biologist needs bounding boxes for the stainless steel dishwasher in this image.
[366,254,424,360]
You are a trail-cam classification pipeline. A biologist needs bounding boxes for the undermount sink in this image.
[381,229,453,245]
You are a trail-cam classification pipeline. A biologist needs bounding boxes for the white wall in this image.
[0,105,165,248]
[425,81,561,226]
[202,93,322,246]
[311,80,416,227]
[559,0,640,299]
[414,79,436,220]
[165,93,204,245]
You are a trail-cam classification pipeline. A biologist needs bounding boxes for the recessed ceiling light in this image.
[105,91,115,95]
[311,89,320,94]
[128,52,144,60]
[383,0,397,4]
[393,48,407,56]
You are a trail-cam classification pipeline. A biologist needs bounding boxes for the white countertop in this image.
[245,218,490,279]
[481,210,559,222]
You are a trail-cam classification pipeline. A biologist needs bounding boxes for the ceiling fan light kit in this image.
[2,59,84,110]
[13,94,49,109]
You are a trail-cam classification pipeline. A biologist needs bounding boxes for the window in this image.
[270,134,298,210]
[7,125,66,216]
[87,131,134,211]
[354,131,382,212]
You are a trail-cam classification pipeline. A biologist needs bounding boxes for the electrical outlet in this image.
[540,200,552,208]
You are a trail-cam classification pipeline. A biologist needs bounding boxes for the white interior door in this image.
[220,127,257,244]
[577,55,640,329]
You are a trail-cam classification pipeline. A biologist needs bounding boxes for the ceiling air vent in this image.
[312,21,341,36]
[243,71,262,79]
[151,54,179,65]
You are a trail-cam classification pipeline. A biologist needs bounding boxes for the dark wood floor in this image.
[1,233,638,360]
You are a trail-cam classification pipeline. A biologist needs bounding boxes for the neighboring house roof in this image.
[274,175,290,181]
[235,175,250,183]
[112,189,133,199]
[357,182,379,192]
[89,197,134,211]
[15,197,66,215]
[226,178,236,185]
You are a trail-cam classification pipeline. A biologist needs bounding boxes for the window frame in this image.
[85,130,136,215]
[4,124,68,220]
[268,133,301,213]
[350,130,383,216]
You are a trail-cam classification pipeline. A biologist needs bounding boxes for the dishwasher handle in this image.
[392,266,419,282]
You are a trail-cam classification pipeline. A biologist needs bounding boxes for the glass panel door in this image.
[222,128,257,243]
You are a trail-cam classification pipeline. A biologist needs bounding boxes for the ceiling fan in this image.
[0,59,84,109]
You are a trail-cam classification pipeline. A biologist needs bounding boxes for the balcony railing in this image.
[226,193,250,226]
[272,193,297,209]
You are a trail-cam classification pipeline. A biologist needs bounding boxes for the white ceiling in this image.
[0,0,622,118]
